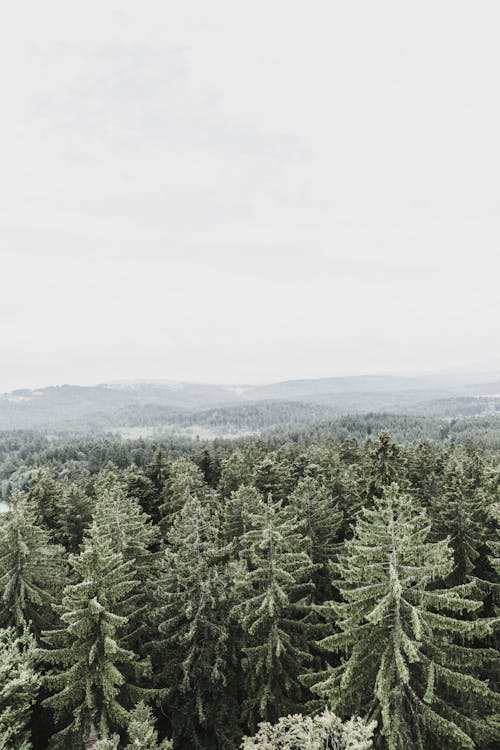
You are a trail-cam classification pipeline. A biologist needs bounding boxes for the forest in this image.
[0,428,498,749]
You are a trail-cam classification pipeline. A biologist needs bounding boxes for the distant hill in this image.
[0,374,499,435]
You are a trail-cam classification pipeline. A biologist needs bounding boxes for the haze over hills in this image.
[0,372,499,435]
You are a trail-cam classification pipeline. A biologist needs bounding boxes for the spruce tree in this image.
[159,457,210,530]
[233,494,314,730]
[57,482,93,552]
[223,485,264,561]
[288,476,343,601]
[27,469,64,531]
[306,484,499,750]
[43,522,146,749]
[431,454,486,584]
[124,701,172,750]
[155,493,233,750]
[0,491,66,634]
[0,626,40,750]
[241,708,375,750]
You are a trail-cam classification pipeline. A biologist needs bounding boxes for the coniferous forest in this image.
[0,429,498,749]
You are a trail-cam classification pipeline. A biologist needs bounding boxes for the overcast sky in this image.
[1,1,499,392]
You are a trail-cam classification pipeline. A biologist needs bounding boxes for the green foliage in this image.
[57,482,93,552]
[27,469,64,531]
[288,476,342,601]
[233,494,315,729]
[240,708,376,750]
[159,457,210,530]
[431,453,487,584]
[307,485,498,749]
[0,491,66,633]
[124,701,172,750]
[0,430,497,750]
[155,493,233,749]
[42,522,147,749]
[0,627,40,750]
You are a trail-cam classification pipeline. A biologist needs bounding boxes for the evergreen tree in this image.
[288,476,343,601]
[91,482,160,654]
[431,454,486,584]
[0,626,40,750]
[0,491,66,634]
[365,433,406,500]
[27,469,64,531]
[123,465,159,523]
[306,484,498,750]
[233,494,314,730]
[43,522,147,749]
[124,701,172,750]
[241,708,375,750]
[159,457,210,530]
[57,482,94,552]
[155,494,234,750]
[223,485,264,561]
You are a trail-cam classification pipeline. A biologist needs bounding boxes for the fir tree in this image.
[57,483,93,552]
[159,457,210,530]
[240,708,375,750]
[155,494,233,750]
[306,484,499,750]
[233,494,315,730]
[365,433,406,500]
[288,476,343,601]
[0,491,66,634]
[43,522,147,749]
[0,626,40,750]
[431,454,486,584]
[124,701,172,750]
[223,485,264,561]
[27,469,64,531]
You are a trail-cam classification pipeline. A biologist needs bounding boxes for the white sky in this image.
[1,1,499,392]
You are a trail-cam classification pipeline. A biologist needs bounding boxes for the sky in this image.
[1,1,499,392]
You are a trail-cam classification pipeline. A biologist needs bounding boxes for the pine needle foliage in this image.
[42,522,146,750]
[155,493,232,749]
[0,491,66,634]
[124,701,172,750]
[240,708,376,750]
[431,454,487,584]
[0,626,40,750]
[288,476,343,601]
[306,484,499,750]
[159,457,210,531]
[233,494,315,730]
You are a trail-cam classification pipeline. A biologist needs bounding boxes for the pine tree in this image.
[365,433,406,500]
[124,701,172,750]
[42,522,147,749]
[288,476,343,601]
[155,494,233,750]
[122,466,159,522]
[0,626,40,750]
[240,708,375,750]
[223,485,264,561]
[159,457,210,530]
[57,483,94,552]
[431,454,486,584]
[233,494,315,730]
[27,469,64,531]
[91,482,160,654]
[306,484,499,750]
[0,491,66,634]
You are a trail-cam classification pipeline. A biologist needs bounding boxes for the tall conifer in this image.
[306,484,498,749]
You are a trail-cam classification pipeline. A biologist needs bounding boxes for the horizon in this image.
[1,1,499,393]
[3,363,500,397]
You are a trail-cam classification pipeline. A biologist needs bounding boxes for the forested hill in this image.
[0,373,499,434]
[0,430,498,750]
